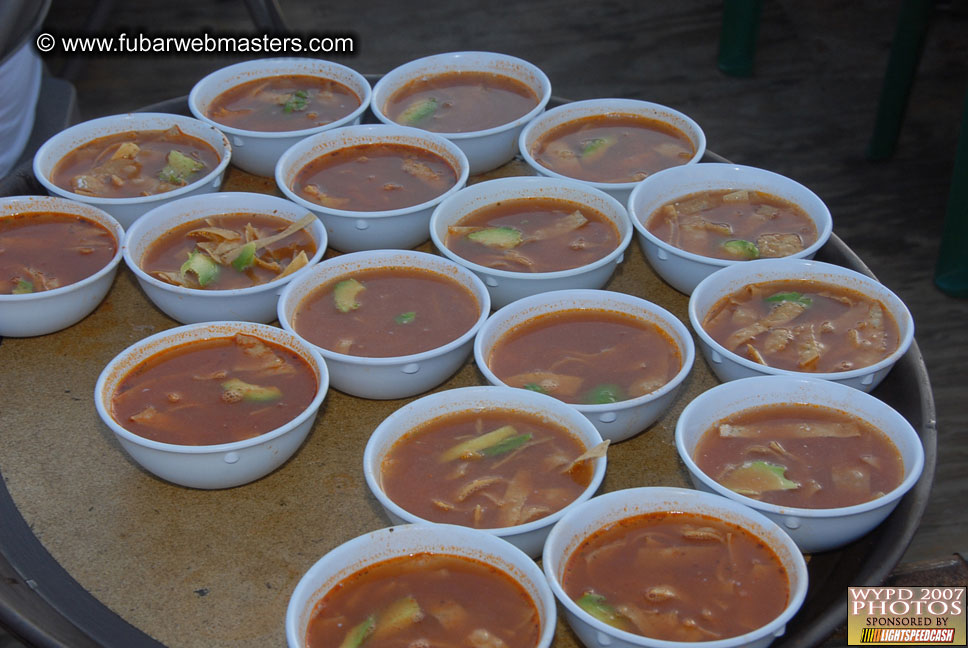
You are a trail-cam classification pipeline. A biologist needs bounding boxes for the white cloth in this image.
[0,40,42,177]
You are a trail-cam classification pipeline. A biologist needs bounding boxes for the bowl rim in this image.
[0,195,125,302]
[121,191,328,298]
[362,385,608,537]
[628,162,834,268]
[93,321,329,454]
[674,375,926,519]
[517,97,707,191]
[687,258,916,381]
[428,175,634,281]
[542,486,809,648]
[187,57,373,139]
[473,288,696,412]
[32,112,232,206]
[275,123,471,219]
[369,50,553,139]
[277,249,492,366]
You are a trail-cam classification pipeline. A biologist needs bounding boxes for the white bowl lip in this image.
[517,98,707,191]
[187,57,373,139]
[674,375,926,520]
[32,112,232,206]
[362,385,608,538]
[93,321,329,454]
[542,486,809,648]
[687,258,916,381]
[286,522,558,648]
[474,288,696,412]
[121,191,328,298]
[628,163,834,268]
[429,175,634,281]
[277,249,492,367]
[369,50,553,140]
[275,123,471,219]
[0,195,125,302]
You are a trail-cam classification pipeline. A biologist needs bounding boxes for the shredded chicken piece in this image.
[682,526,726,542]
[468,628,508,648]
[455,476,504,502]
[644,585,680,602]
[401,158,442,184]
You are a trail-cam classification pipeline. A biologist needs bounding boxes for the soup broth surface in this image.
[645,188,818,260]
[384,70,539,133]
[563,512,789,642]
[1,211,116,294]
[206,74,360,132]
[445,197,620,273]
[306,553,541,648]
[382,409,597,529]
[701,279,901,373]
[531,114,694,183]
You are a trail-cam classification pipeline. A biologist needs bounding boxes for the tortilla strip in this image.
[724,300,806,350]
[720,421,861,438]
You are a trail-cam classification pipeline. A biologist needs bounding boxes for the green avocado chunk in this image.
[576,592,634,632]
[338,615,376,648]
[466,226,522,249]
[334,278,365,312]
[394,311,416,325]
[720,460,800,497]
[585,383,624,404]
[721,238,760,259]
[12,279,34,294]
[580,136,616,162]
[158,150,205,185]
[479,433,532,457]
[398,97,438,125]
[764,291,813,308]
[231,241,257,272]
[221,378,282,403]
[180,250,220,287]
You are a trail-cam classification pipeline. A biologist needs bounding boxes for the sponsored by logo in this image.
[848,587,966,645]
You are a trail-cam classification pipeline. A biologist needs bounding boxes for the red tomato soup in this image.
[701,279,901,373]
[139,212,317,290]
[293,143,457,212]
[488,309,681,405]
[292,267,480,358]
[381,409,599,529]
[305,553,541,648]
[530,114,695,183]
[444,197,620,273]
[563,512,789,642]
[694,403,904,508]
[52,127,220,198]
[111,333,317,446]
[1,211,116,294]
[384,70,539,133]
[206,74,361,132]
[645,189,818,260]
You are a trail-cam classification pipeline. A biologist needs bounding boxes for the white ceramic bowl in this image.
[33,112,232,230]
[94,321,329,489]
[688,258,915,391]
[474,289,695,442]
[675,375,925,553]
[286,523,557,648]
[363,385,607,557]
[189,58,372,177]
[518,98,706,204]
[429,176,633,308]
[0,195,124,337]
[122,192,327,324]
[543,487,808,648]
[275,123,470,252]
[277,249,490,399]
[628,163,833,294]
[370,51,552,174]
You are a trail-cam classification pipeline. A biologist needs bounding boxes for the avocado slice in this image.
[719,461,800,497]
[479,433,532,457]
[158,150,205,185]
[231,241,257,272]
[721,239,760,259]
[373,596,423,639]
[398,97,438,125]
[180,251,220,287]
[221,378,282,403]
[576,592,634,632]
[334,278,365,312]
[580,136,616,162]
[466,226,522,249]
[338,615,376,648]
[764,291,813,308]
[12,279,34,294]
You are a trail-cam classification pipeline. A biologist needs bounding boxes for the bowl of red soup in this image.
[363,385,608,557]
[688,258,915,391]
[429,176,633,308]
[189,57,372,177]
[277,249,490,399]
[275,123,469,252]
[0,195,124,337]
[474,289,695,443]
[628,163,833,294]
[543,487,808,648]
[33,112,231,229]
[518,98,705,204]
[370,51,552,174]
[94,321,329,489]
[286,523,557,648]
[123,191,326,324]
[675,376,925,553]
